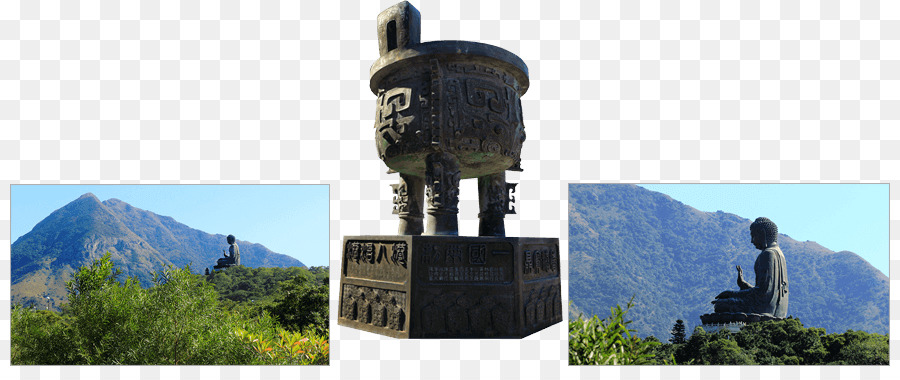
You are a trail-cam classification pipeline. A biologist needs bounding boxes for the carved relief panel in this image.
[443,62,525,166]
[373,58,526,179]
[374,66,431,160]
[417,290,515,337]
[523,283,562,329]
[340,284,407,332]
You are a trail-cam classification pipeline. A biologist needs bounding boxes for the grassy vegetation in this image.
[569,297,662,365]
[12,253,328,365]
[569,299,889,365]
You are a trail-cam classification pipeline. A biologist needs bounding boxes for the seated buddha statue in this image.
[215,234,241,269]
[711,217,789,318]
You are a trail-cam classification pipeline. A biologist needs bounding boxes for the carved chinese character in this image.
[376,87,414,145]
[391,182,408,215]
[549,247,557,272]
[469,244,486,265]
[392,242,408,267]
[349,242,361,263]
[446,244,463,265]
[364,243,376,264]
[524,250,533,274]
[421,243,441,265]
[540,248,550,272]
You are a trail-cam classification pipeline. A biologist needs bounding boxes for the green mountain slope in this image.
[12,193,304,308]
[568,184,888,339]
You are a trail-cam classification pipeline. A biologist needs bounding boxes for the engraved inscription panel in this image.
[522,243,560,282]
[418,241,513,284]
[344,240,409,283]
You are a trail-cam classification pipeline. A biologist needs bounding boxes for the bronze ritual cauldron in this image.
[338,2,561,340]
[371,2,529,237]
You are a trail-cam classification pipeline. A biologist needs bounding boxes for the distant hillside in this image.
[568,184,889,339]
[12,193,304,308]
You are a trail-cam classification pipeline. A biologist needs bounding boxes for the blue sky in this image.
[11,185,330,267]
[638,184,889,276]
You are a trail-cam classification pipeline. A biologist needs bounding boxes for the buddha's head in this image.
[227,234,236,245]
[750,217,778,249]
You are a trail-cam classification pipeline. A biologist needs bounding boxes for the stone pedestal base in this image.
[700,312,786,333]
[213,263,236,270]
[338,235,561,339]
[702,322,746,333]
[700,312,783,325]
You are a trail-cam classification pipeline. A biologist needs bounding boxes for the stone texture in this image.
[338,235,561,338]
[703,217,789,328]
[372,1,527,236]
[337,2,560,339]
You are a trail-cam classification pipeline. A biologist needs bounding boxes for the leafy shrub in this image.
[12,252,328,365]
[700,338,754,365]
[827,329,889,365]
[267,274,329,335]
[11,306,78,364]
[233,328,329,365]
[569,297,659,365]
[649,318,888,365]
[205,265,326,304]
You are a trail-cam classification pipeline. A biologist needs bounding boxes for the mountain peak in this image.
[77,192,99,201]
[13,193,305,309]
[59,192,110,219]
[103,198,126,207]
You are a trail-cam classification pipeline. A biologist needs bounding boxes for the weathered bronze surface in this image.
[338,2,561,338]
[701,217,789,326]
[373,1,526,236]
[338,236,561,338]
[214,234,240,270]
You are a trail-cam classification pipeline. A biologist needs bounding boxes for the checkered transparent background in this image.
[1,0,898,379]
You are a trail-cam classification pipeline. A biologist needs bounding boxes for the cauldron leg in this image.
[424,152,460,235]
[393,173,424,235]
[478,172,507,237]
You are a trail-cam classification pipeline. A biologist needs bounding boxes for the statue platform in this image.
[701,321,746,333]
[338,235,561,339]
[700,312,785,326]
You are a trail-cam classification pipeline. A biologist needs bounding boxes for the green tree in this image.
[674,326,708,364]
[829,330,889,365]
[573,315,887,366]
[206,265,309,304]
[138,264,254,364]
[11,307,78,364]
[734,318,827,364]
[267,273,329,334]
[645,336,678,365]
[700,336,755,364]
[63,252,148,364]
[669,319,686,344]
